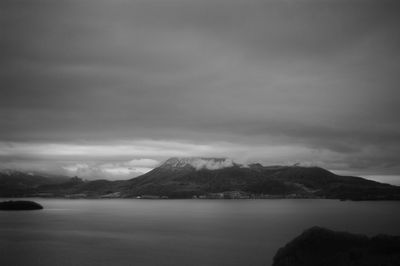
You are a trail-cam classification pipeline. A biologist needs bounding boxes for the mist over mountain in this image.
[160,157,236,170]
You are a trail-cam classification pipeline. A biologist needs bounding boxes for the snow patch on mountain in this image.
[161,157,236,170]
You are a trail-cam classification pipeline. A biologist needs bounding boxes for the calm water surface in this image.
[1,199,399,266]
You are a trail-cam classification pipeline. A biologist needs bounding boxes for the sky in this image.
[1,0,400,183]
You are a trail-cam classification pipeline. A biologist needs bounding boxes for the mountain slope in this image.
[122,158,400,199]
[2,158,399,200]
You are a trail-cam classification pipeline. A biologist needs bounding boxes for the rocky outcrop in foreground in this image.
[273,226,400,266]
[0,200,43,210]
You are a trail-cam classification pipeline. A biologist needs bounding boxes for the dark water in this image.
[1,199,399,266]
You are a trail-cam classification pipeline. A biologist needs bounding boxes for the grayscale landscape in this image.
[1,0,400,265]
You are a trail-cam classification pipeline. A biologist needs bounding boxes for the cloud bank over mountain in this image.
[1,0,400,183]
[162,157,235,170]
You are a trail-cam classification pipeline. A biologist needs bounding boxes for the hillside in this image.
[0,170,70,197]
[122,158,400,199]
[1,158,399,200]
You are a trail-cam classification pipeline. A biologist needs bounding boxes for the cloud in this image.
[0,140,218,160]
[1,0,400,183]
[126,159,159,167]
[193,158,234,170]
[171,158,235,170]
[61,159,159,180]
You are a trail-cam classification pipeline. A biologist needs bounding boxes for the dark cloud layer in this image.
[1,0,400,181]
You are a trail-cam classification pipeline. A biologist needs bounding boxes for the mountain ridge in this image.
[1,157,400,200]
[158,157,237,170]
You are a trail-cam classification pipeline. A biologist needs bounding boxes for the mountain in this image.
[273,226,400,266]
[122,157,400,199]
[0,170,70,197]
[1,158,400,200]
[37,177,124,197]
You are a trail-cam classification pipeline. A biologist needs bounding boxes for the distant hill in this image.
[0,170,70,197]
[1,158,400,200]
[37,177,124,197]
[273,226,400,266]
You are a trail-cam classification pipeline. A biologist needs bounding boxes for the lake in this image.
[1,199,399,266]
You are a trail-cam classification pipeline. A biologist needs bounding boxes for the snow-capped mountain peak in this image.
[160,157,235,170]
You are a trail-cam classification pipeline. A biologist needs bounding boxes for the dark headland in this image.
[273,226,400,266]
[0,200,43,210]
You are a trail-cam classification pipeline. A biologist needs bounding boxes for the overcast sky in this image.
[1,0,400,183]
